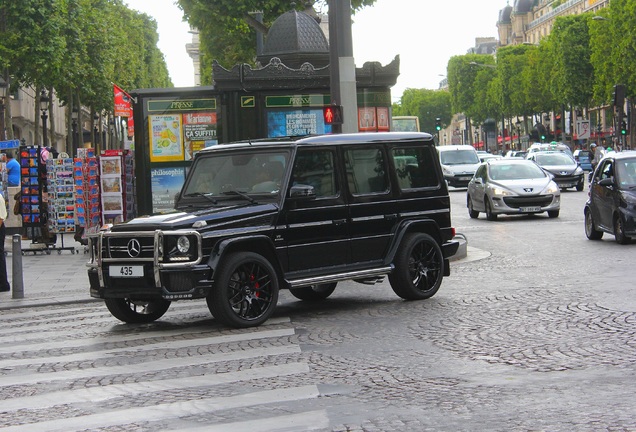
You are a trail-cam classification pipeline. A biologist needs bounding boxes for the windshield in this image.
[535,153,574,165]
[439,149,479,165]
[616,159,636,187]
[182,150,290,199]
[489,163,546,181]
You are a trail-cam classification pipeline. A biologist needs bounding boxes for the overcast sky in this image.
[124,0,505,100]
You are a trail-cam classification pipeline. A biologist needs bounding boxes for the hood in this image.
[110,203,279,232]
[491,177,552,195]
[541,163,578,175]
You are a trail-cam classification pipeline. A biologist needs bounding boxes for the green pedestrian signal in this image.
[435,117,441,131]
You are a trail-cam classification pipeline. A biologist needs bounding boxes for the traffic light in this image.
[621,121,627,135]
[323,105,343,125]
[435,118,441,131]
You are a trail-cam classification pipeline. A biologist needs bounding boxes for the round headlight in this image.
[177,236,190,253]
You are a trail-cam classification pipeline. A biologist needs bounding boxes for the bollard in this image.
[12,234,24,299]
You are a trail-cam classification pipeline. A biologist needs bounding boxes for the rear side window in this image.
[392,146,440,190]
[345,147,389,194]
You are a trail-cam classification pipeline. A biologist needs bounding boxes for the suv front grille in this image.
[503,195,553,208]
[104,237,155,259]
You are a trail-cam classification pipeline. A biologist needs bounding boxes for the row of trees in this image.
[0,0,172,147]
[394,0,636,147]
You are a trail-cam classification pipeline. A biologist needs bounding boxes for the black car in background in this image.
[585,151,636,244]
[526,151,585,191]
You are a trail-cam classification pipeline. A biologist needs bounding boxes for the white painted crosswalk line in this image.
[0,385,322,432]
[1,362,310,411]
[0,345,301,387]
[1,327,296,366]
[170,410,331,432]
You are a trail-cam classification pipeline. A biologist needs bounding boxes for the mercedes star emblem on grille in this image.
[127,239,141,257]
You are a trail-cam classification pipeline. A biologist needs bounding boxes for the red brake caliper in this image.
[251,273,261,297]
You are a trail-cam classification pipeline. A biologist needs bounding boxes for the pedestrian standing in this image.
[6,151,20,187]
[0,193,9,292]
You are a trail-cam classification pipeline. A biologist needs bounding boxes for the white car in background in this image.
[437,145,481,188]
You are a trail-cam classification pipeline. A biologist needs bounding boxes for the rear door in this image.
[282,147,350,274]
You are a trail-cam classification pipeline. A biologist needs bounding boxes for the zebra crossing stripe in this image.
[1,362,310,411]
[0,345,301,387]
[1,327,296,366]
[0,385,321,432]
[168,410,331,432]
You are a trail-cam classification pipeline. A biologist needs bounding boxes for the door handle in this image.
[384,214,398,220]
[333,219,347,225]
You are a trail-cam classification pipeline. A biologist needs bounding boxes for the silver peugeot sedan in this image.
[467,159,561,220]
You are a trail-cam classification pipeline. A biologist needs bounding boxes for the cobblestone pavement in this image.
[1,186,636,431]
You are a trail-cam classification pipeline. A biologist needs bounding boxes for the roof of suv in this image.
[196,132,435,155]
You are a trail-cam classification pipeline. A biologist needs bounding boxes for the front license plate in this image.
[520,206,541,212]
[110,265,144,278]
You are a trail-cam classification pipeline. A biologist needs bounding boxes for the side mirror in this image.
[289,184,316,200]
[474,177,483,185]
[598,177,614,187]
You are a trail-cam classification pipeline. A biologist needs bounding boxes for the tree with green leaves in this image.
[177,0,376,84]
[393,88,451,134]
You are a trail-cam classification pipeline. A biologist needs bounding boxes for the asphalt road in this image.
[1,181,636,431]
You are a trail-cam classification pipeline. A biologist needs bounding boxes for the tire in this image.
[485,197,497,221]
[207,252,279,328]
[467,196,479,219]
[289,282,337,301]
[614,214,631,245]
[105,298,171,324]
[584,208,603,240]
[576,181,584,191]
[548,210,559,218]
[389,233,444,300]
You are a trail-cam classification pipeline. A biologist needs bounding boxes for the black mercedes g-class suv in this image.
[87,132,459,328]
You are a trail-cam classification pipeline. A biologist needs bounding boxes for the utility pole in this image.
[327,0,358,133]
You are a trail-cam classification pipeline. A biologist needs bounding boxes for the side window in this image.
[476,164,487,180]
[392,146,439,189]
[599,160,614,181]
[345,147,389,194]
[291,149,337,198]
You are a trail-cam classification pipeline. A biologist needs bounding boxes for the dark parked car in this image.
[88,132,459,328]
[585,151,636,244]
[526,151,585,191]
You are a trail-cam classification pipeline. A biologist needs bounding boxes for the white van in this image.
[436,145,481,187]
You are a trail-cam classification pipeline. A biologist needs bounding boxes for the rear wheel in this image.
[389,233,444,300]
[584,208,603,240]
[207,252,279,328]
[467,196,479,219]
[485,197,497,221]
[614,214,631,245]
[105,298,171,323]
[289,283,337,301]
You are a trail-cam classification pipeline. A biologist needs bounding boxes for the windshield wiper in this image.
[183,192,218,205]
[220,190,258,204]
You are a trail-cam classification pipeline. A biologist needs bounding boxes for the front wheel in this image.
[614,214,631,245]
[548,210,559,218]
[289,282,337,301]
[389,233,444,300]
[584,208,603,240]
[485,197,498,221]
[207,252,279,328]
[105,298,171,323]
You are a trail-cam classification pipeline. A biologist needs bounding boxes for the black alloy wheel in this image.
[105,298,171,324]
[389,233,444,300]
[207,252,279,328]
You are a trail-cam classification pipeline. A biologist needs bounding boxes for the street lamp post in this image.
[0,76,8,141]
[516,120,522,149]
[40,90,49,148]
[71,107,79,156]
